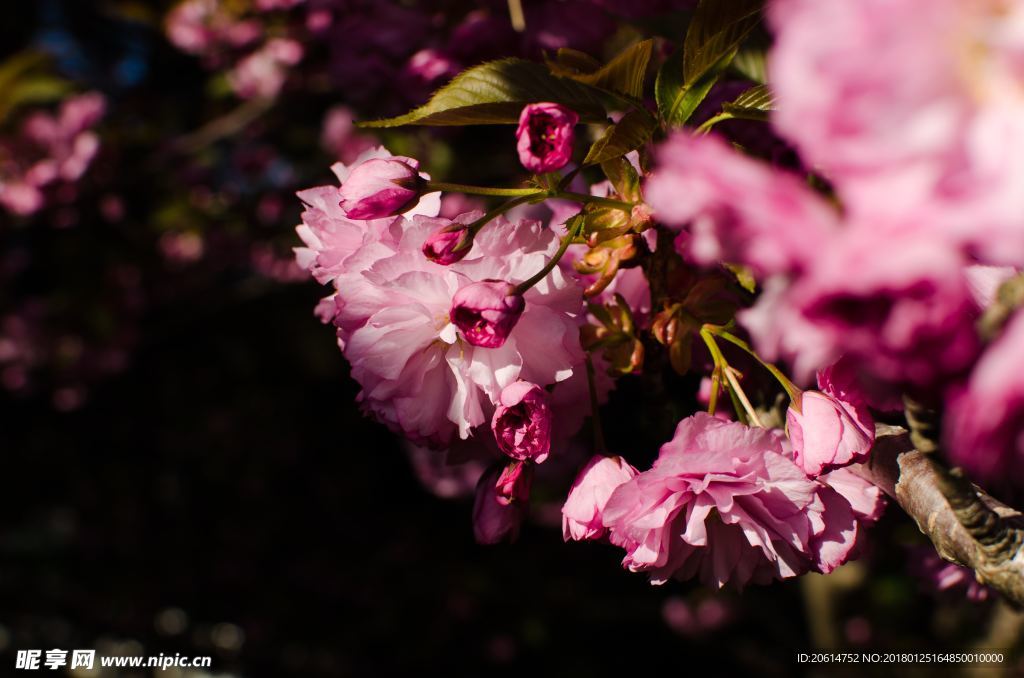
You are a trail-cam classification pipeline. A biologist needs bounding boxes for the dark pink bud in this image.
[450,279,525,348]
[515,102,579,173]
[339,156,424,220]
[492,381,552,462]
[494,460,534,506]
[422,221,473,265]
[472,464,525,544]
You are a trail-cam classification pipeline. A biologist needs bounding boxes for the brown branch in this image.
[852,425,1024,606]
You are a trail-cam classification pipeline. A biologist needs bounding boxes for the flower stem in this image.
[512,216,584,295]
[555,191,635,212]
[585,354,608,454]
[424,180,543,197]
[724,366,763,427]
[694,112,734,135]
[699,327,763,426]
[706,326,802,404]
[465,195,535,236]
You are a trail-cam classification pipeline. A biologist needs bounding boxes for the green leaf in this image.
[360,59,608,127]
[548,40,654,100]
[683,0,762,84]
[721,83,774,121]
[724,263,757,293]
[0,77,72,125]
[656,48,733,127]
[600,157,641,201]
[584,108,657,165]
[657,0,763,127]
[731,49,767,84]
[0,50,51,92]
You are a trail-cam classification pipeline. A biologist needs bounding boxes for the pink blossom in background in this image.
[910,546,991,602]
[562,454,638,541]
[946,311,1024,485]
[516,103,579,174]
[645,133,837,276]
[165,0,261,56]
[0,92,106,217]
[491,381,553,462]
[600,414,860,588]
[768,0,1024,267]
[792,228,980,389]
[254,0,305,10]
[964,265,1018,311]
[399,49,460,104]
[404,440,491,500]
[228,38,303,99]
[787,361,875,476]
[320,106,377,164]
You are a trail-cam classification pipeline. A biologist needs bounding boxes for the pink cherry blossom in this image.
[494,459,534,505]
[491,381,553,462]
[228,38,303,99]
[421,214,476,266]
[910,546,991,602]
[294,147,440,285]
[743,226,981,390]
[562,454,638,541]
[946,311,1024,485]
[332,213,583,446]
[787,362,875,476]
[768,0,1024,266]
[0,92,106,216]
[601,413,859,588]
[473,464,524,544]
[645,133,838,276]
[450,280,525,349]
[339,155,425,220]
[516,103,579,174]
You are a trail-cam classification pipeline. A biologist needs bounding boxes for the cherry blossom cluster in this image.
[0,93,106,217]
[294,0,1024,593]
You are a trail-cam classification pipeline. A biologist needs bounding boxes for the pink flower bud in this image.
[492,381,553,462]
[422,221,473,265]
[787,364,875,477]
[561,454,638,541]
[473,464,525,544]
[339,156,424,220]
[450,279,525,348]
[494,459,533,505]
[515,102,579,173]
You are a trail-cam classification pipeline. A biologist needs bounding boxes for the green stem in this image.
[556,191,635,212]
[424,180,543,198]
[513,217,584,295]
[465,195,534,236]
[699,328,733,421]
[699,327,764,426]
[708,327,802,404]
[724,366,763,427]
[585,354,608,454]
[694,112,734,135]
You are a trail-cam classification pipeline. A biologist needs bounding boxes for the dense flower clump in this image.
[282,0,1024,595]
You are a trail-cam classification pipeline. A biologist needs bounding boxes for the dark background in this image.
[0,1,1012,676]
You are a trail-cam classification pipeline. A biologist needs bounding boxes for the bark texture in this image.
[853,425,1024,606]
